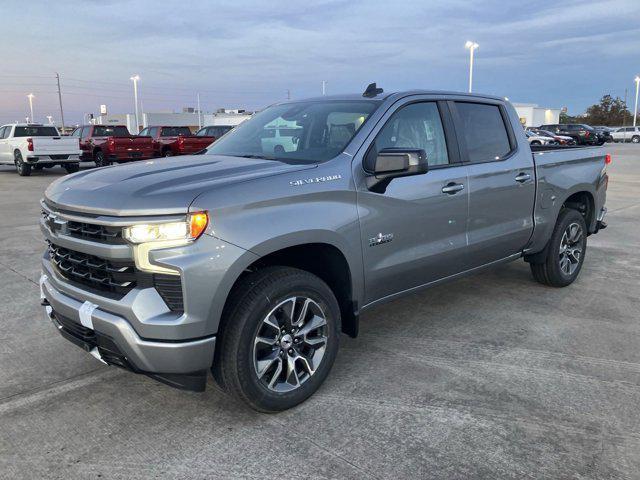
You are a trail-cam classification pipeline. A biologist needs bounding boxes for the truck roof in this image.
[284,89,507,104]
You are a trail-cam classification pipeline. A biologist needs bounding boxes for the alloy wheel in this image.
[253,296,328,393]
[559,222,583,276]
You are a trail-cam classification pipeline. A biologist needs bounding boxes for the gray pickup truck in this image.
[40,85,608,412]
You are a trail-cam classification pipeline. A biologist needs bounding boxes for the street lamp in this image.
[633,75,640,128]
[464,41,479,93]
[130,75,140,133]
[27,93,35,123]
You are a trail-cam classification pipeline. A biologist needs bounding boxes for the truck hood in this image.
[44,154,315,216]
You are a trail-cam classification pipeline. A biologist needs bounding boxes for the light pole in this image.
[633,76,640,128]
[465,41,479,93]
[130,75,140,133]
[27,93,35,122]
[322,80,327,96]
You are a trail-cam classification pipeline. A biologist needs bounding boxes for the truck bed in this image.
[527,144,607,254]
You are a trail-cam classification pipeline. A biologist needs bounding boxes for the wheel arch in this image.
[220,239,360,338]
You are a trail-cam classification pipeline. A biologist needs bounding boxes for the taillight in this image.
[177,136,185,149]
[107,137,116,152]
[605,153,611,165]
[27,138,34,151]
[584,131,590,138]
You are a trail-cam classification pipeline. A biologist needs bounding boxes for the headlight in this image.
[123,212,209,244]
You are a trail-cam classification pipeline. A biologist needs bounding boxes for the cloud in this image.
[0,0,638,123]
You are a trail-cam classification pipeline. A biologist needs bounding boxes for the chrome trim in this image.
[41,199,187,227]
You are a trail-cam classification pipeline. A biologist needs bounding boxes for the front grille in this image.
[41,210,125,244]
[154,275,184,312]
[48,241,136,296]
[67,220,124,244]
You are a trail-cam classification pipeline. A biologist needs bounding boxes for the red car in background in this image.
[72,125,155,167]
[139,126,215,157]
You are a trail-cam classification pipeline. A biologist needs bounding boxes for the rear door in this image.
[355,98,470,304]
[451,100,535,268]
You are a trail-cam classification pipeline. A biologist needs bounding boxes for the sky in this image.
[1,0,639,125]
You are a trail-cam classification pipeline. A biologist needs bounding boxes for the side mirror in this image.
[366,148,428,192]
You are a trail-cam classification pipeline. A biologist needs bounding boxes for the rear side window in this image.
[93,126,130,137]
[0,127,6,139]
[455,102,512,162]
[14,126,59,137]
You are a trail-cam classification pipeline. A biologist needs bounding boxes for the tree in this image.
[582,95,631,126]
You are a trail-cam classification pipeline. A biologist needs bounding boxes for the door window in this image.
[0,127,6,139]
[455,102,512,163]
[373,102,449,166]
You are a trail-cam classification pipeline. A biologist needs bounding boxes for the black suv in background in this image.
[593,126,613,143]
[539,124,601,145]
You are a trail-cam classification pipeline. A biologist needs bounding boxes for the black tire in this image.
[530,209,587,287]
[163,149,173,157]
[94,150,110,167]
[530,141,541,146]
[64,163,80,174]
[14,152,31,176]
[214,266,340,412]
[632,136,640,144]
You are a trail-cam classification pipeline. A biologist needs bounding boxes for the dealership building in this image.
[92,108,253,133]
[513,103,561,127]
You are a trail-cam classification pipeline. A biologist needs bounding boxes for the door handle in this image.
[442,182,465,194]
[515,173,531,183]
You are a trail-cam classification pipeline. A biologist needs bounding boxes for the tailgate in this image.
[113,137,154,151]
[33,137,80,154]
[183,137,214,149]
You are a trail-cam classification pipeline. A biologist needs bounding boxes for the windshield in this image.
[14,126,59,137]
[206,100,380,163]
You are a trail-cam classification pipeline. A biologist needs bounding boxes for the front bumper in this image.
[41,272,215,391]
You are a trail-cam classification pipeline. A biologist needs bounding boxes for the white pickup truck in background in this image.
[0,124,81,176]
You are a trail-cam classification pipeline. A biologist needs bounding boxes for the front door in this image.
[451,101,535,268]
[355,100,469,305]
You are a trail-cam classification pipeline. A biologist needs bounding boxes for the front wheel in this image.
[530,209,587,287]
[632,136,640,144]
[214,266,340,412]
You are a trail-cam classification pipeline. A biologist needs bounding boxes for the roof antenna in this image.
[363,82,383,98]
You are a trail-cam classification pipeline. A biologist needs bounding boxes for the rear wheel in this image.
[214,266,340,412]
[530,209,587,287]
[14,152,31,176]
[163,149,173,157]
[94,151,111,167]
[64,163,80,174]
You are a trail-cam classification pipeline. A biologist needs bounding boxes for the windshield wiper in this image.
[230,154,276,160]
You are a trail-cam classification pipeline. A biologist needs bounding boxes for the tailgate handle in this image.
[515,173,531,183]
[442,182,464,194]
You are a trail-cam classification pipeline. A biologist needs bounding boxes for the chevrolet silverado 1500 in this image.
[138,126,214,157]
[72,125,155,167]
[0,124,80,176]
[40,85,608,412]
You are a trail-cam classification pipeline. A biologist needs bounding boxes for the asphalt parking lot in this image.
[0,144,638,479]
